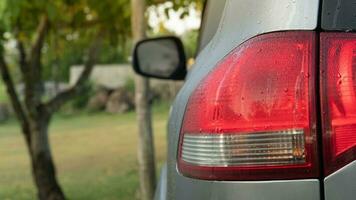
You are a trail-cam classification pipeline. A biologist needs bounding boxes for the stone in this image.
[88,88,110,111]
[105,88,134,114]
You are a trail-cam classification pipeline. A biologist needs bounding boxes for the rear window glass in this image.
[322,0,356,31]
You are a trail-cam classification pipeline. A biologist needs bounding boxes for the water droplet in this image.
[284,88,289,93]
[338,80,342,85]
[241,96,245,100]
[337,73,342,78]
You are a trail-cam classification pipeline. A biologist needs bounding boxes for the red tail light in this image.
[321,33,356,175]
[178,32,319,180]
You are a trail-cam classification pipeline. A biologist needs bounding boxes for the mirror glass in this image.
[135,38,183,79]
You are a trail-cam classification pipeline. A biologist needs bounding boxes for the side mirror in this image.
[132,36,187,80]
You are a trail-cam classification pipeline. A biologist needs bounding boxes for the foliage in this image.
[147,0,203,58]
[149,0,205,18]
[0,0,132,81]
[0,0,204,83]
[1,0,132,38]
[182,29,199,58]
[70,81,93,110]
[124,78,135,93]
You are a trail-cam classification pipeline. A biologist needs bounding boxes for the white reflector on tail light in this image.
[182,130,306,166]
[178,32,319,181]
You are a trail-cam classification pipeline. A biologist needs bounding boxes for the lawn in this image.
[0,104,169,200]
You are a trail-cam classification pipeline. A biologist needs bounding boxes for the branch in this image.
[24,15,50,113]
[13,22,29,77]
[44,31,103,114]
[30,15,49,63]
[0,51,31,140]
[58,19,102,30]
[16,39,27,75]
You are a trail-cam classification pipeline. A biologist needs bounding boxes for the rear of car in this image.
[156,0,356,199]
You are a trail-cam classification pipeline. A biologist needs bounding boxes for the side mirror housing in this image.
[132,36,187,80]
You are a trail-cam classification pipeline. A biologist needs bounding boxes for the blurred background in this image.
[0,0,203,199]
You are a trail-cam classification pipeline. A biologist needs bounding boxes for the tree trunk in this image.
[135,76,156,200]
[131,0,157,199]
[28,115,65,200]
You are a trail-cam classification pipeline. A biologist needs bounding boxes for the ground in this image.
[0,104,169,200]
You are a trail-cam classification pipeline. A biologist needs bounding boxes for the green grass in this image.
[0,104,169,200]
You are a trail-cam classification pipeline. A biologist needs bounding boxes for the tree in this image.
[0,0,202,199]
[131,0,157,200]
[130,1,203,200]
[0,1,131,199]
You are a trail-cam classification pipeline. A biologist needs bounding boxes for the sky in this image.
[147,2,201,35]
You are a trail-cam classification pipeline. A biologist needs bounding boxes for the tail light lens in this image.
[178,32,319,180]
[321,33,356,175]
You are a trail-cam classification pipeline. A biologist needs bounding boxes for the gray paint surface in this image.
[158,0,321,199]
[324,161,356,200]
[154,164,167,200]
[175,175,320,200]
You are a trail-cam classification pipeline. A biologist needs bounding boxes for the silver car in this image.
[133,0,356,199]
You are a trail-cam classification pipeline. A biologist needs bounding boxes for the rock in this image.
[105,88,134,114]
[0,103,10,122]
[88,88,110,111]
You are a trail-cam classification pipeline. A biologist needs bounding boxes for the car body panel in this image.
[175,176,320,200]
[156,0,321,199]
[154,164,167,200]
[324,161,356,200]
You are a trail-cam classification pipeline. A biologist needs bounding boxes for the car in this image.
[132,0,356,199]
